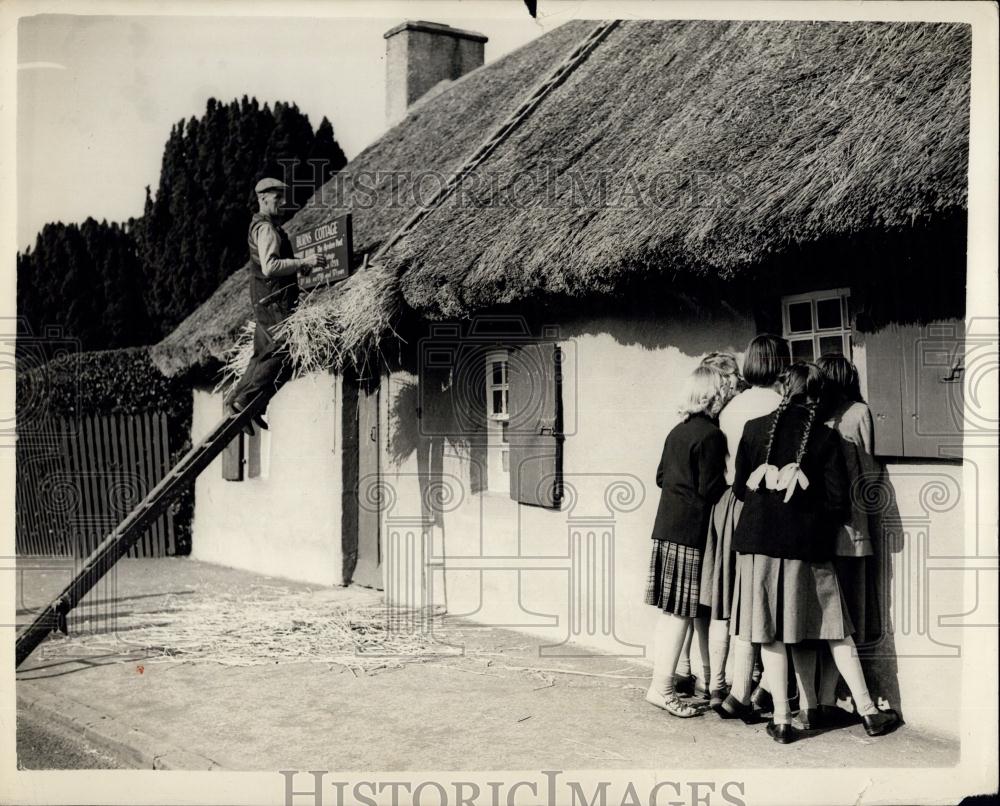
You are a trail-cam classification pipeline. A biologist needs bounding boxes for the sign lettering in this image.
[293,213,353,290]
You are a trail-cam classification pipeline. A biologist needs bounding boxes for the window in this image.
[485,351,510,492]
[782,288,852,361]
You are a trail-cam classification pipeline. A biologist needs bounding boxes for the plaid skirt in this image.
[645,540,703,618]
[698,487,743,619]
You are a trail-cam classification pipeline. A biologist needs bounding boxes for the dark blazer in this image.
[650,413,728,549]
[732,403,849,561]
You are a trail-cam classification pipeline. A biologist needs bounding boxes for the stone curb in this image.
[17,686,225,770]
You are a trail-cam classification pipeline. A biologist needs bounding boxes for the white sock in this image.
[674,622,693,678]
[729,637,756,705]
[708,620,730,692]
[761,641,792,724]
[650,614,692,699]
[829,637,878,715]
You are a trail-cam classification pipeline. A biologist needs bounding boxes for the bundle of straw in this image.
[275,263,402,376]
[214,320,257,395]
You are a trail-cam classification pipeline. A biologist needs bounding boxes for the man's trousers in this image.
[225,320,294,412]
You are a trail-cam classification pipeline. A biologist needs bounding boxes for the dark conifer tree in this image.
[19,97,348,347]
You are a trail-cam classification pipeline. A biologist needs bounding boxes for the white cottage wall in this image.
[190,372,344,586]
[379,313,967,738]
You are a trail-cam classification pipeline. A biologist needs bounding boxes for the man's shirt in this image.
[253,218,307,278]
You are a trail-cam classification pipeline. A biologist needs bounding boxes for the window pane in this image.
[492,389,503,415]
[819,335,845,357]
[791,339,814,362]
[816,297,843,330]
[501,388,508,415]
[787,302,813,333]
[492,361,504,385]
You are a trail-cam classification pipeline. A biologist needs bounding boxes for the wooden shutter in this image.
[858,326,905,456]
[859,319,965,459]
[222,433,244,481]
[900,319,965,459]
[508,342,562,508]
[247,431,261,478]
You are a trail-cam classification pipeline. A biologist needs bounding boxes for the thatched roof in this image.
[150,20,595,376]
[153,18,970,377]
[392,20,971,318]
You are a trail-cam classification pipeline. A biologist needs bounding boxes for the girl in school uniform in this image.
[807,353,884,723]
[729,362,899,743]
[672,352,746,702]
[712,335,790,719]
[645,365,729,718]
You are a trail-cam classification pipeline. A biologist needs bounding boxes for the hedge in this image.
[16,346,195,554]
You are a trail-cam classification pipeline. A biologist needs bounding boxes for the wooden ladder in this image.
[15,394,266,668]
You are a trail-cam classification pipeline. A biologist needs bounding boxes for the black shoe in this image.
[226,402,255,436]
[673,675,696,697]
[797,708,820,730]
[766,721,798,744]
[715,694,760,724]
[251,412,269,430]
[817,704,859,728]
[750,685,773,714]
[862,709,900,737]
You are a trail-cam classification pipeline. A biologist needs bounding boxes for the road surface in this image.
[17,709,128,770]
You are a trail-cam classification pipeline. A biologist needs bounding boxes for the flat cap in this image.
[255,177,289,194]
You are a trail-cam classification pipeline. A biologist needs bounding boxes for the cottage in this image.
[150,19,973,737]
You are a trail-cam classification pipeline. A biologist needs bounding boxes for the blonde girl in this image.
[672,352,745,703]
[645,366,729,718]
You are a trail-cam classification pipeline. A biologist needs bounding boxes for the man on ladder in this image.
[225,177,326,434]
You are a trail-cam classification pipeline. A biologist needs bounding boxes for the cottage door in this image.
[352,376,382,589]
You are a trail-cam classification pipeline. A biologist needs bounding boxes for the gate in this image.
[15,413,176,557]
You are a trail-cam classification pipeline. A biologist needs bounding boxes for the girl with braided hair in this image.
[712,335,790,720]
[726,362,899,743]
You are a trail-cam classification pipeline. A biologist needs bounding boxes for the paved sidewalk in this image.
[16,558,958,771]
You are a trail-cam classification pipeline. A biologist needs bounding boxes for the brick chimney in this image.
[384,21,488,126]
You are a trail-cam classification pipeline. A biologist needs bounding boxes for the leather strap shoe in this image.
[862,709,899,736]
[766,721,798,744]
[715,694,760,724]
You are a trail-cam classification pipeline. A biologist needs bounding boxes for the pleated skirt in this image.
[698,487,743,619]
[730,552,854,644]
[834,555,882,645]
[645,540,703,618]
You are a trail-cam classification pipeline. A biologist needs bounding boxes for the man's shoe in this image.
[251,412,269,431]
[766,721,798,744]
[226,402,255,436]
[862,709,900,737]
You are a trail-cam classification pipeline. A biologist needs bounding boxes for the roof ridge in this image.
[368,19,622,268]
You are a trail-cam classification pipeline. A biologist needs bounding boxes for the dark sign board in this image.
[293,213,353,291]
